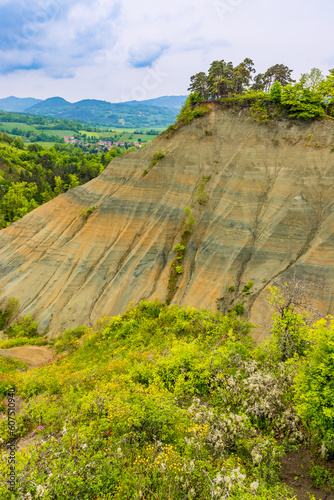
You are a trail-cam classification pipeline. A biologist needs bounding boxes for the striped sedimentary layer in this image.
[0,105,334,338]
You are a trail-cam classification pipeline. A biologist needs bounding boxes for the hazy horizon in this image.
[0,94,187,104]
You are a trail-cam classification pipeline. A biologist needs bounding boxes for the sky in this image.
[0,0,333,103]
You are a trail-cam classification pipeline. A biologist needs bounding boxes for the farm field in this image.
[0,122,162,145]
[80,129,162,142]
[0,121,76,137]
[0,112,164,146]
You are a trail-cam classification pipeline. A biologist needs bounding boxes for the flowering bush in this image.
[0,299,329,499]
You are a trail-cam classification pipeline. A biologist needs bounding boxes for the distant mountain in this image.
[123,95,187,109]
[35,96,70,108]
[26,97,73,115]
[0,96,42,112]
[0,95,186,128]
[25,98,180,128]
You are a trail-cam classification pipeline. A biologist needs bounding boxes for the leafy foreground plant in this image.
[0,299,332,499]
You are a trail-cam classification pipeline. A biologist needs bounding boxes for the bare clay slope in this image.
[0,104,334,338]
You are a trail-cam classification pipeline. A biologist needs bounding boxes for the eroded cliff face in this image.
[0,105,334,338]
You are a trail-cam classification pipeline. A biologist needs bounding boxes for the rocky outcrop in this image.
[0,105,334,338]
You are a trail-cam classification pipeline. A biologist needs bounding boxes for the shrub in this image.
[293,317,334,453]
[234,303,244,315]
[271,308,310,361]
[183,205,195,233]
[250,98,272,122]
[281,83,325,119]
[309,464,334,489]
[4,315,39,339]
[173,244,185,253]
[0,299,329,498]
[149,148,166,169]
[80,206,97,219]
[196,175,210,205]
[54,325,90,354]
[242,281,254,294]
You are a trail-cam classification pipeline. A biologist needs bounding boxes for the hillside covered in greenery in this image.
[0,284,334,499]
[0,133,125,229]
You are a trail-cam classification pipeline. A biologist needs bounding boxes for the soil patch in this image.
[281,446,334,499]
[16,433,41,452]
[0,345,54,367]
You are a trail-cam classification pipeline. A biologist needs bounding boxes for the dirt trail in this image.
[0,345,54,367]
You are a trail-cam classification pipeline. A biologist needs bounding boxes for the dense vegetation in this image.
[0,282,333,499]
[0,112,84,145]
[186,59,334,120]
[0,133,125,229]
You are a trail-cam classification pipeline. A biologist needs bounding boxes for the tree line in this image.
[188,59,295,98]
[0,111,83,131]
[187,59,334,119]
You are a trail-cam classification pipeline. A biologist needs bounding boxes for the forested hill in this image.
[0,133,125,229]
[0,96,42,112]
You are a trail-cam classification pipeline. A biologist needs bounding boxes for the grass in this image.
[83,130,162,142]
[0,122,77,137]
[0,122,37,132]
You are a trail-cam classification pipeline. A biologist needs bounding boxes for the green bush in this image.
[80,206,97,219]
[309,463,334,489]
[242,281,254,294]
[54,325,89,354]
[183,205,195,233]
[4,315,39,339]
[271,308,310,361]
[234,303,244,315]
[149,148,165,168]
[173,244,185,253]
[281,83,325,119]
[249,94,272,122]
[293,317,334,453]
[196,175,210,205]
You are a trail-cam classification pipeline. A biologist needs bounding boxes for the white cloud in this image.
[0,0,333,101]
